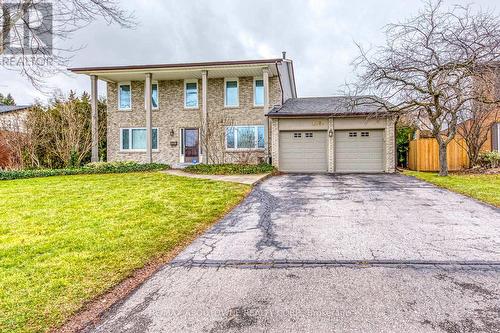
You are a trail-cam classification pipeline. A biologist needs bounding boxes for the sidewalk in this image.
[164,169,270,185]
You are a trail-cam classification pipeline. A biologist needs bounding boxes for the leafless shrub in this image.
[1,92,107,169]
[0,110,28,169]
[200,112,235,164]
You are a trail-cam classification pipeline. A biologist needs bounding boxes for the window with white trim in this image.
[225,79,239,107]
[254,78,264,106]
[305,132,313,138]
[121,128,158,151]
[293,132,302,138]
[118,82,131,110]
[226,126,264,149]
[184,80,198,108]
[361,131,369,137]
[349,132,357,137]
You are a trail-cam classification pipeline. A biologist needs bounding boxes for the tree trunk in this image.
[438,142,448,176]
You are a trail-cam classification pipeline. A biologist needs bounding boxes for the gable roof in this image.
[267,96,389,117]
[0,104,30,114]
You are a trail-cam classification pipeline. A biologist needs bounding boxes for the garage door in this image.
[279,131,328,172]
[335,130,384,173]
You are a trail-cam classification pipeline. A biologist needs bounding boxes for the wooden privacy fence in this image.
[408,138,469,171]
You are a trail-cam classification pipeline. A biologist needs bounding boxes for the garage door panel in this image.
[279,131,328,172]
[335,130,384,173]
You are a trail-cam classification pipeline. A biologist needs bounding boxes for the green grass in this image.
[404,171,500,207]
[0,173,250,333]
[184,163,276,175]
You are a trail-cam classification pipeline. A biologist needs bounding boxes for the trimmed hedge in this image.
[184,163,276,175]
[0,162,170,180]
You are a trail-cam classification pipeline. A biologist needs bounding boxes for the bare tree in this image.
[0,0,136,90]
[200,112,235,164]
[351,0,500,176]
[457,68,500,166]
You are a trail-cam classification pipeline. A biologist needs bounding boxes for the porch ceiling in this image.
[68,60,280,82]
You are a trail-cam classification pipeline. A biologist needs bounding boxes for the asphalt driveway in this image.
[90,174,500,333]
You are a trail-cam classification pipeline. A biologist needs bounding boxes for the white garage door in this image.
[335,130,385,173]
[279,131,328,172]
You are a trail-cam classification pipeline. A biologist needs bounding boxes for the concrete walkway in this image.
[164,169,269,185]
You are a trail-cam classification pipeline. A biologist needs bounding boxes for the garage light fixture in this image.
[329,129,333,137]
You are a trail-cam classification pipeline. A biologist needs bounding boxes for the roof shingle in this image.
[0,104,30,113]
[267,96,389,117]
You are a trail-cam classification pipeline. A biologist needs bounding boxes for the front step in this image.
[171,162,198,169]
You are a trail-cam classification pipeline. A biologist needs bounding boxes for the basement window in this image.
[361,131,369,137]
[349,132,357,137]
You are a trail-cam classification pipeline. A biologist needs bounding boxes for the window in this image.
[118,82,131,110]
[225,126,265,149]
[254,78,264,106]
[184,80,198,108]
[293,132,302,138]
[144,82,159,109]
[361,131,369,137]
[225,79,239,107]
[152,82,159,109]
[349,132,357,137]
[305,132,313,138]
[121,128,158,151]
[493,122,500,151]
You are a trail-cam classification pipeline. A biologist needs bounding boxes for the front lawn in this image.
[404,171,500,207]
[0,173,250,333]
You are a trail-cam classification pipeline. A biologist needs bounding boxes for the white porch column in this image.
[201,70,208,163]
[90,75,99,162]
[145,73,153,163]
[263,68,270,162]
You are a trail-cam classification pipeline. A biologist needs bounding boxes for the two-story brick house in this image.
[70,57,396,173]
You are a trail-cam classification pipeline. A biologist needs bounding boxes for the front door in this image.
[184,128,199,163]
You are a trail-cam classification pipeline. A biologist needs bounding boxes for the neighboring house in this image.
[0,104,29,132]
[69,57,396,173]
[0,104,30,168]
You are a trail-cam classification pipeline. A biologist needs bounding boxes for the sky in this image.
[1,0,498,105]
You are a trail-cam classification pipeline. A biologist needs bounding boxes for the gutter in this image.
[267,112,392,118]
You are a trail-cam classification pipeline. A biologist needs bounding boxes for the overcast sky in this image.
[1,0,498,105]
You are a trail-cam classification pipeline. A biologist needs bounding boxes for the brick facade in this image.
[107,76,282,164]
